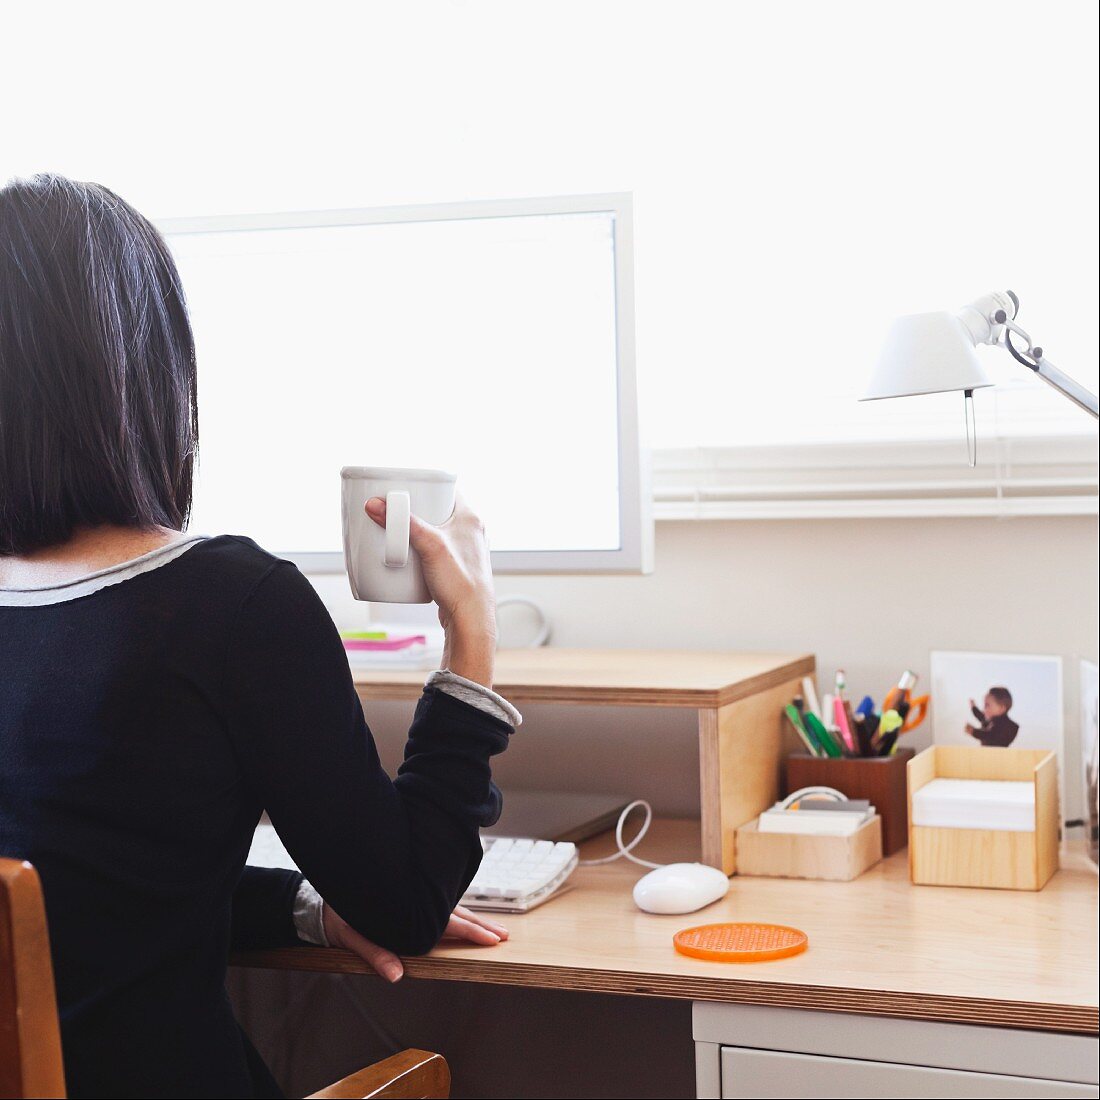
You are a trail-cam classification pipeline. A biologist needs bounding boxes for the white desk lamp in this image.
[863,290,1099,464]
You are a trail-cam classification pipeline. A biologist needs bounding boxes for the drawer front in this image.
[720,1047,1097,1099]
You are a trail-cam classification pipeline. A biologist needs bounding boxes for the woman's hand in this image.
[441,904,509,945]
[365,493,496,687]
[322,903,509,982]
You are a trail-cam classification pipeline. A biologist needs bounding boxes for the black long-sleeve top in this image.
[0,535,510,1098]
[968,704,1020,748]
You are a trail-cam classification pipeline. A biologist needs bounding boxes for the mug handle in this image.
[383,490,411,568]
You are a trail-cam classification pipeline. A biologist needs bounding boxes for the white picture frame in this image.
[932,651,1060,765]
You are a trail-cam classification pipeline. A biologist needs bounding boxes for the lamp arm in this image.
[997,318,1099,420]
[1030,357,1100,419]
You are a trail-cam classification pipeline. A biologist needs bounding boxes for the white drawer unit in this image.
[694,1004,1100,1100]
[718,1047,1095,1098]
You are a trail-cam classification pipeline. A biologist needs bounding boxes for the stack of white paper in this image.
[912,778,1035,832]
[757,808,873,836]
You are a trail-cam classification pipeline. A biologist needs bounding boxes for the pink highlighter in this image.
[834,696,856,755]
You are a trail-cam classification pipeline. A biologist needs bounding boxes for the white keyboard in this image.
[462,837,578,913]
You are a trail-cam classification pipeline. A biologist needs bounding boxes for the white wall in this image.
[310,513,1099,825]
[6,2,1097,451]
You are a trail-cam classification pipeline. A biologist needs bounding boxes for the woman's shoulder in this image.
[180,534,314,605]
[183,536,341,657]
[186,532,281,572]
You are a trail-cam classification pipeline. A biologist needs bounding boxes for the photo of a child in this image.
[965,686,1020,747]
[931,652,1063,778]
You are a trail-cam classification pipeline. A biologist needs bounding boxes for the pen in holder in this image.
[783,669,928,854]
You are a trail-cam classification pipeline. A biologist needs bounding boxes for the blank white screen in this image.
[167,210,622,554]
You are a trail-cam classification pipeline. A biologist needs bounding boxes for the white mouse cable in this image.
[577,789,848,871]
[578,799,664,870]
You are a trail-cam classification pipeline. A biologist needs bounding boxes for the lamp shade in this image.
[862,311,993,401]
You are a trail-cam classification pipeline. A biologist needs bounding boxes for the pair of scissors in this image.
[900,694,929,733]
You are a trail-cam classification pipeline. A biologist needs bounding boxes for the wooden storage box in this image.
[735,816,883,881]
[907,746,1059,891]
[785,748,914,856]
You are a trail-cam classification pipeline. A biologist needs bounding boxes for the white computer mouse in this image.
[632,863,730,915]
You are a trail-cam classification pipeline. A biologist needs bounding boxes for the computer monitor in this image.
[158,193,651,574]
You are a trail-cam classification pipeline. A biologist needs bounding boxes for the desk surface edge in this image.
[230,947,1098,1035]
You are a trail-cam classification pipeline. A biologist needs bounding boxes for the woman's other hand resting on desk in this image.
[322,902,508,982]
[365,492,496,688]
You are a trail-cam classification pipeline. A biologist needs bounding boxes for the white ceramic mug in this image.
[341,466,457,603]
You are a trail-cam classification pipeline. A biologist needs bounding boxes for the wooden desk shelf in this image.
[353,648,815,873]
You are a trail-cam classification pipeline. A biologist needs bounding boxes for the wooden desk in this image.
[236,819,1099,1036]
[353,649,815,872]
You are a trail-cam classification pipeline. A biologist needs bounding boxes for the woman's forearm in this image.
[443,614,496,689]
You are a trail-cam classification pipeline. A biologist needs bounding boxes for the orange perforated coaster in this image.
[673,922,808,962]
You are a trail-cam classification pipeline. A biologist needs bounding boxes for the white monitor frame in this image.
[158,192,651,575]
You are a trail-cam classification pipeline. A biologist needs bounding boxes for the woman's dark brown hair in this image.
[0,174,197,555]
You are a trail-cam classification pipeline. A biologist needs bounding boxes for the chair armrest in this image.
[307,1048,450,1099]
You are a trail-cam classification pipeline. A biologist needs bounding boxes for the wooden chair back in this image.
[1,857,448,1099]
[0,858,67,1098]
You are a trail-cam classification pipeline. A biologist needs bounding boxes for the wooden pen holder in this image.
[784,748,914,856]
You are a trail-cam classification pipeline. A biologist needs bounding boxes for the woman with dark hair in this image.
[0,174,516,1098]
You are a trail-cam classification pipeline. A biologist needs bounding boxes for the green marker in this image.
[784,704,821,757]
[804,711,843,758]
